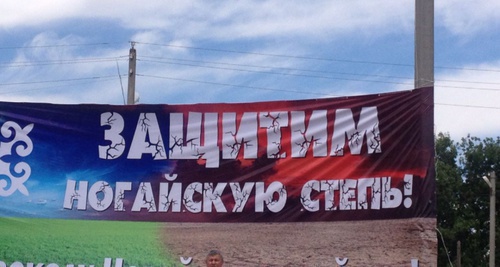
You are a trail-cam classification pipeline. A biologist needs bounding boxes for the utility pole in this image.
[127,42,137,105]
[415,0,434,89]
[483,171,496,267]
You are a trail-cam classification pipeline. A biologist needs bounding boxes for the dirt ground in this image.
[161,218,437,267]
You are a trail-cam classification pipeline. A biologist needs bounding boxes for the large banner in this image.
[1,87,436,266]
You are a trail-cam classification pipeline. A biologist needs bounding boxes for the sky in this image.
[0,0,499,141]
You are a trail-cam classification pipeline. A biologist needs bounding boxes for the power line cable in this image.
[139,55,412,81]
[0,42,497,109]
[434,102,500,110]
[437,78,500,86]
[435,65,500,73]
[133,41,413,67]
[0,76,119,95]
[2,54,498,92]
[137,73,500,110]
[141,55,500,85]
[0,75,123,87]
[4,40,497,74]
[136,73,339,97]
[139,56,500,91]
[138,58,413,86]
[0,43,113,50]
[3,41,499,73]
[434,84,500,91]
[134,41,500,73]
[2,42,498,91]
[0,56,128,68]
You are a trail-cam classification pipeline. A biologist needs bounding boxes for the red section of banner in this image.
[110,87,435,222]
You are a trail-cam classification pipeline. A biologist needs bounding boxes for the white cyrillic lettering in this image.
[197,113,220,168]
[382,177,402,208]
[222,112,258,159]
[301,180,320,212]
[88,181,113,211]
[290,110,328,158]
[357,178,378,210]
[170,113,221,168]
[260,112,288,158]
[114,182,132,211]
[99,112,125,159]
[103,258,123,267]
[169,113,201,160]
[131,182,157,212]
[339,179,357,210]
[183,182,202,213]
[203,183,228,212]
[229,182,254,212]
[128,113,166,160]
[158,182,182,212]
[63,180,88,210]
[331,107,381,156]
[321,180,339,211]
[255,182,287,213]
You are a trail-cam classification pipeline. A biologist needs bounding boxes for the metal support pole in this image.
[484,171,496,267]
[488,171,496,267]
[127,42,137,105]
[415,0,434,89]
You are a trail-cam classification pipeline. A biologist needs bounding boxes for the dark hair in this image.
[206,249,224,261]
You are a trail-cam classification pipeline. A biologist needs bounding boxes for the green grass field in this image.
[0,217,177,267]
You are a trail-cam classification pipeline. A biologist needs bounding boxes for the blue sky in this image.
[0,0,499,141]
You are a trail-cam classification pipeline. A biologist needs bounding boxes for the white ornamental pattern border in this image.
[0,121,34,197]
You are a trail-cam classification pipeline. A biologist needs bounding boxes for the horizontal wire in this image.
[0,77,119,95]
[138,56,500,85]
[435,102,500,110]
[435,65,500,73]
[137,73,499,110]
[1,70,497,110]
[139,56,412,80]
[433,84,500,91]
[0,42,498,110]
[134,41,500,73]
[138,58,413,86]
[0,56,128,68]
[0,43,113,50]
[3,41,499,73]
[11,41,488,77]
[2,54,498,91]
[139,56,500,90]
[136,73,340,97]
[1,42,498,90]
[0,75,124,87]
[133,41,414,67]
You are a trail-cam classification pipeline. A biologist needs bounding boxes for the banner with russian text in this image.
[0,87,436,266]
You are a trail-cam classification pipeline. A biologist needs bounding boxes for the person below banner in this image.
[205,249,224,267]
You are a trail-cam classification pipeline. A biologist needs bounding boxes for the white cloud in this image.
[435,60,500,139]
[3,1,500,41]
[436,0,500,36]
[0,1,87,28]
[2,1,414,40]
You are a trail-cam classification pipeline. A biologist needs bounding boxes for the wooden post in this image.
[127,42,137,105]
